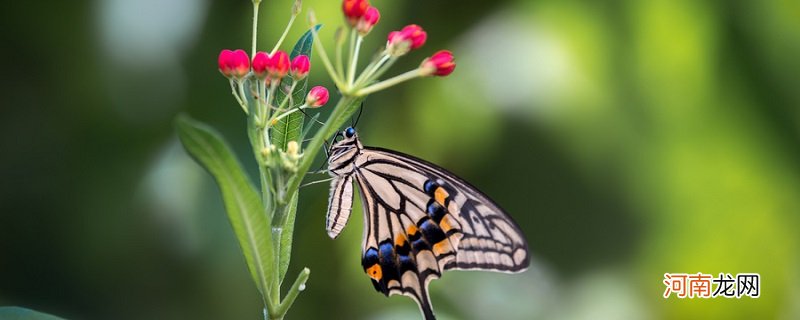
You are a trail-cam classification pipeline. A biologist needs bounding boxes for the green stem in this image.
[259,79,268,116]
[368,56,398,84]
[230,80,249,114]
[245,104,276,314]
[251,2,261,57]
[273,268,311,318]
[354,54,392,88]
[308,15,346,89]
[356,68,422,96]
[265,81,296,127]
[238,80,250,112]
[335,29,346,85]
[271,105,309,124]
[346,29,355,82]
[348,34,363,86]
[263,81,279,142]
[271,13,298,54]
[278,82,299,112]
[271,226,282,303]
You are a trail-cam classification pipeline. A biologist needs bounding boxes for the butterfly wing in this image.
[326,175,355,239]
[351,147,529,319]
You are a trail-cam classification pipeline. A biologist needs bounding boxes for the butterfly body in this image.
[326,127,529,320]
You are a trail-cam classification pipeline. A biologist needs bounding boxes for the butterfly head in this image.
[327,127,363,176]
[344,126,356,138]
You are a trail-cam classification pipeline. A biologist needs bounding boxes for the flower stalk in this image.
[271,6,299,55]
[356,68,422,96]
[251,1,260,57]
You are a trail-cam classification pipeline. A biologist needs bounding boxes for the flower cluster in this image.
[216,0,334,179]
[310,0,456,97]
[218,49,328,113]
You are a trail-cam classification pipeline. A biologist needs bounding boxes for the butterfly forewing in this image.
[326,175,354,239]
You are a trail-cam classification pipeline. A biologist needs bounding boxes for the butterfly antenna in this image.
[300,177,334,188]
[311,139,331,174]
[352,101,365,127]
[297,107,325,126]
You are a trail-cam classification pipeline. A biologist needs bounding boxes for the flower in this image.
[291,55,311,80]
[286,140,300,157]
[218,49,250,79]
[356,6,380,36]
[420,50,456,76]
[252,51,270,78]
[386,24,427,56]
[342,0,370,27]
[268,50,291,79]
[253,51,291,80]
[306,86,330,107]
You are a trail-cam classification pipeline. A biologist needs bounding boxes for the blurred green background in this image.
[1,0,799,319]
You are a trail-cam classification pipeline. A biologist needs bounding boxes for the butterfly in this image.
[325,126,530,320]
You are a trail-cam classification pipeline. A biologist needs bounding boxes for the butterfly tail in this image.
[416,291,436,320]
[422,306,436,320]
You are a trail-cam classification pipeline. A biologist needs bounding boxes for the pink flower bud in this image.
[356,6,380,36]
[267,50,291,80]
[290,55,310,80]
[306,86,329,107]
[252,51,270,78]
[421,50,456,77]
[218,49,250,79]
[342,0,370,26]
[386,24,427,56]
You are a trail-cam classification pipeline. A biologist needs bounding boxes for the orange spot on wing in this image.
[432,240,451,255]
[434,187,449,206]
[366,264,382,281]
[439,215,452,232]
[395,233,407,247]
[407,225,418,235]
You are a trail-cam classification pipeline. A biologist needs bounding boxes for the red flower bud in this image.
[306,86,330,107]
[356,6,380,36]
[253,51,291,80]
[268,50,291,80]
[386,24,427,56]
[342,0,370,26]
[218,49,250,79]
[290,55,311,80]
[252,51,270,78]
[387,31,401,44]
[421,50,456,77]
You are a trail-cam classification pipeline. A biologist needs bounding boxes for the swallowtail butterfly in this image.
[326,127,529,319]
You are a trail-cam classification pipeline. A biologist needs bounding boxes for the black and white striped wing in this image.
[326,175,355,239]
[352,147,529,319]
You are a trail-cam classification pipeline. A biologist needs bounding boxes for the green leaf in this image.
[175,114,274,298]
[278,192,298,283]
[0,307,64,320]
[270,25,321,150]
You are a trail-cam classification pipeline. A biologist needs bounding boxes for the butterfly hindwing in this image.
[353,154,458,319]
[365,147,529,273]
[325,130,529,320]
